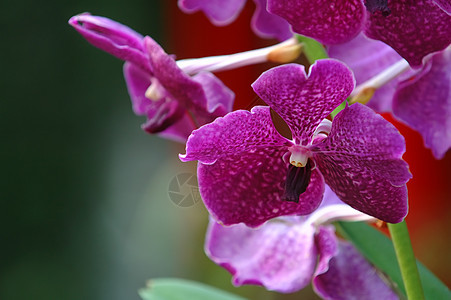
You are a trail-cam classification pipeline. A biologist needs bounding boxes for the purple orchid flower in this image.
[206,186,398,298]
[69,13,234,142]
[180,59,411,227]
[177,0,293,41]
[329,34,451,159]
[267,0,451,68]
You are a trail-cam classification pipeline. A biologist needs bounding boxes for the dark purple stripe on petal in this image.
[365,0,391,16]
[283,159,312,202]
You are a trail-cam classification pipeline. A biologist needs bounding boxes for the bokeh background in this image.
[1,1,450,299]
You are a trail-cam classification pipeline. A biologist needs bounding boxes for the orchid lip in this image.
[284,159,313,202]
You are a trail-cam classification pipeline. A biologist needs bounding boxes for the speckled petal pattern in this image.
[313,241,399,300]
[433,0,451,14]
[68,13,151,73]
[205,218,318,293]
[312,104,410,223]
[251,0,293,41]
[177,0,246,26]
[268,0,366,45]
[365,0,451,68]
[252,61,355,145]
[327,33,403,112]
[180,106,290,164]
[393,50,451,159]
[198,149,325,227]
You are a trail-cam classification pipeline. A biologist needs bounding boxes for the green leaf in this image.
[138,278,247,300]
[296,35,328,63]
[336,221,451,299]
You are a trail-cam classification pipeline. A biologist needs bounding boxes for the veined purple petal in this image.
[433,0,451,14]
[251,0,293,41]
[267,0,366,45]
[177,0,246,26]
[68,13,151,72]
[364,0,451,68]
[252,61,355,146]
[327,33,403,112]
[312,104,410,223]
[144,36,209,113]
[180,106,290,164]
[197,150,325,227]
[313,241,399,300]
[191,72,234,116]
[393,49,451,159]
[205,218,318,293]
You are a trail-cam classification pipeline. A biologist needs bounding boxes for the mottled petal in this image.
[252,61,355,145]
[180,106,290,164]
[313,241,399,300]
[267,0,366,45]
[205,218,318,293]
[393,50,451,159]
[145,36,209,113]
[251,0,293,41]
[433,0,451,14]
[177,0,246,26]
[314,225,338,276]
[198,150,325,227]
[312,104,410,223]
[191,72,234,116]
[327,33,403,112]
[365,0,451,68]
[68,13,151,72]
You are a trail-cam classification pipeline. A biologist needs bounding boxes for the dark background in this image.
[1,1,449,299]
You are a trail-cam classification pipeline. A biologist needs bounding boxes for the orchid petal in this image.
[205,218,318,293]
[198,151,325,227]
[312,104,410,223]
[327,33,403,112]
[393,49,451,159]
[251,0,293,41]
[68,13,151,72]
[364,0,451,68]
[252,61,355,145]
[180,106,289,164]
[313,241,399,300]
[314,225,338,277]
[433,0,451,14]
[267,0,366,45]
[177,0,246,26]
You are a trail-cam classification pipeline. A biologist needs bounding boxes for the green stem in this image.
[387,221,424,300]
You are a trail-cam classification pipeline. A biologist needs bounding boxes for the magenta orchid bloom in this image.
[69,13,234,142]
[206,186,398,298]
[177,0,293,41]
[329,34,451,159]
[181,60,411,227]
[267,0,451,68]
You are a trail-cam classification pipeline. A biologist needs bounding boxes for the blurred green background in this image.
[0,1,317,299]
[1,1,449,299]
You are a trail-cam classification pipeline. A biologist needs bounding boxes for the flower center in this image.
[288,145,310,167]
[283,159,312,203]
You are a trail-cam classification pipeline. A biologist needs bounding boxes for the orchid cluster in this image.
[69,0,450,299]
